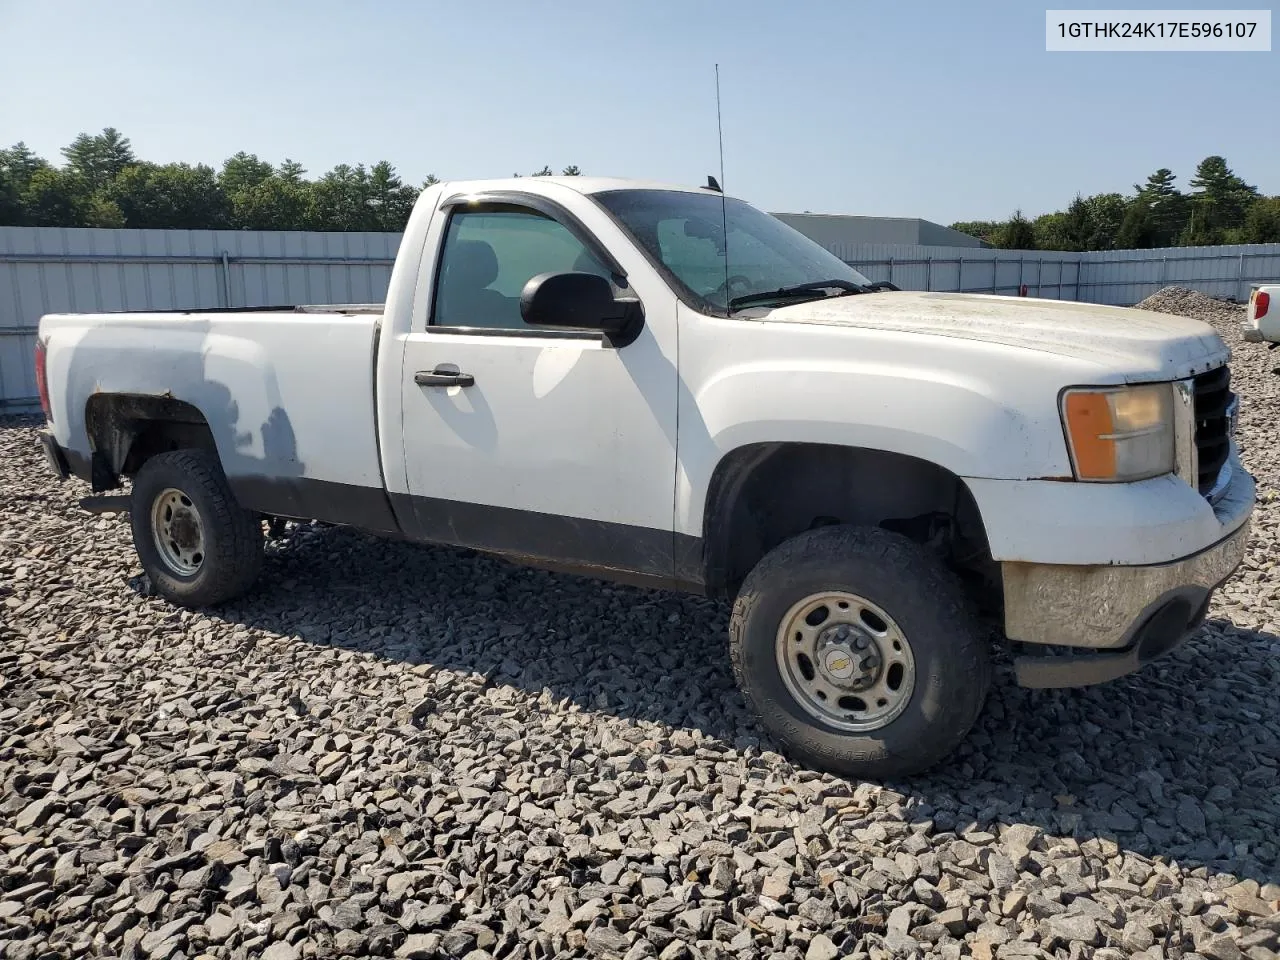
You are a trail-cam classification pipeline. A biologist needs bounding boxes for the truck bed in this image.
[41,307,390,526]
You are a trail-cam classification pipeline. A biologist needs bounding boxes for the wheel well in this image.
[702,442,996,600]
[84,394,218,491]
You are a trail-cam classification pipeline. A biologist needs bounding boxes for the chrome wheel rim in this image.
[151,487,205,576]
[775,590,916,732]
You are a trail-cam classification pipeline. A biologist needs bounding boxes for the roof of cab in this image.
[434,176,717,197]
[541,176,712,195]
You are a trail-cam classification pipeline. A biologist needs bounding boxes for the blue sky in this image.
[0,0,1274,223]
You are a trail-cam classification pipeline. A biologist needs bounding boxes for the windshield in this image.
[592,189,873,315]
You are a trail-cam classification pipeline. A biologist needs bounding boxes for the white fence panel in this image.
[1077,244,1280,305]
[834,243,1082,299]
[0,227,399,409]
[840,243,1280,307]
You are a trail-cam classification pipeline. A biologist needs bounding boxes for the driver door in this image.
[397,199,681,583]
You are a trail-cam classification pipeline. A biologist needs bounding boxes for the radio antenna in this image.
[715,63,731,314]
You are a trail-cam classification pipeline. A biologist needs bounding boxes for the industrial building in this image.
[772,213,987,251]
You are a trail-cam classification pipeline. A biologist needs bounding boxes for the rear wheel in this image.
[729,525,990,778]
[129,450,263,608]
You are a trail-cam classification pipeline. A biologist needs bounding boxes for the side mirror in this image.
[520,272,643,341]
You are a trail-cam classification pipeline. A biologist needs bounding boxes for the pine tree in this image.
[61,127,136,190]
[1185,155,1259,241]
[1134,168,1187,246]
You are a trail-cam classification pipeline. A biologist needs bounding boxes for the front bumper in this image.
[998,459,1253,687]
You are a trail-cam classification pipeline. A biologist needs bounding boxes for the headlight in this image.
[1060,384,1175,482]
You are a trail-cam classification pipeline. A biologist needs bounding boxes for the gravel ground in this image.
[2,286,1279,960]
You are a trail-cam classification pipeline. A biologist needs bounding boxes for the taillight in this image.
[34,338,52,421]
[1252,290,1271,322]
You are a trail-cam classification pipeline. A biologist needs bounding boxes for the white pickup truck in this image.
[1241,283,1279,344]
[35,176,1253,777]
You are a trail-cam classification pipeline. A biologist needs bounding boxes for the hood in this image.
[762,290,1229,382]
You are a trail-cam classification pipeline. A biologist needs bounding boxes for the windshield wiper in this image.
[728,279,867,311]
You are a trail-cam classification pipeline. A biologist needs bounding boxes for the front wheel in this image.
[129,450,264,608]
[729,525,990,778]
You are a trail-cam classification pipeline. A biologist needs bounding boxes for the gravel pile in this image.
[3,288,1279,960]
[1135,287,1251,331]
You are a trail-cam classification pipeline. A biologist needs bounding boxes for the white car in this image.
[34,176,1254,777]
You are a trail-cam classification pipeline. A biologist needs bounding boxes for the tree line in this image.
[0,128,582,232]
[952,157,1280,250]
[7,132,1277,249]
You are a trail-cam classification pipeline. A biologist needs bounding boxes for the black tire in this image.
[729,525,990,779]
[129,449,263,608]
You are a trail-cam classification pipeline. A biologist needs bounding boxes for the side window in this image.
[432,207,616,330]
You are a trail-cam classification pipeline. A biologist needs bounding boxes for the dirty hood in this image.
[763,290,1229,381]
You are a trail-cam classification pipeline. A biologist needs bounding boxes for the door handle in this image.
[415,369,475,388]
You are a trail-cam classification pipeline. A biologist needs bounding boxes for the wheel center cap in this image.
[823,649,856,679]
[170,512,198,547]
[816,624,881,690]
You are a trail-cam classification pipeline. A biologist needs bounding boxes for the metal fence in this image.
[833,243,1084,300]
[4,224,1280,410]
[0,226,399,409]
[1077,244,1280,305]
[837,241,1280,305]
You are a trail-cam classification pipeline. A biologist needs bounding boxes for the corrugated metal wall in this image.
[1077,243,1280,305]
[837,242,1280,305]
[0,226,399,409]
[4,225,1280,410]
[835,243,1083,299]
